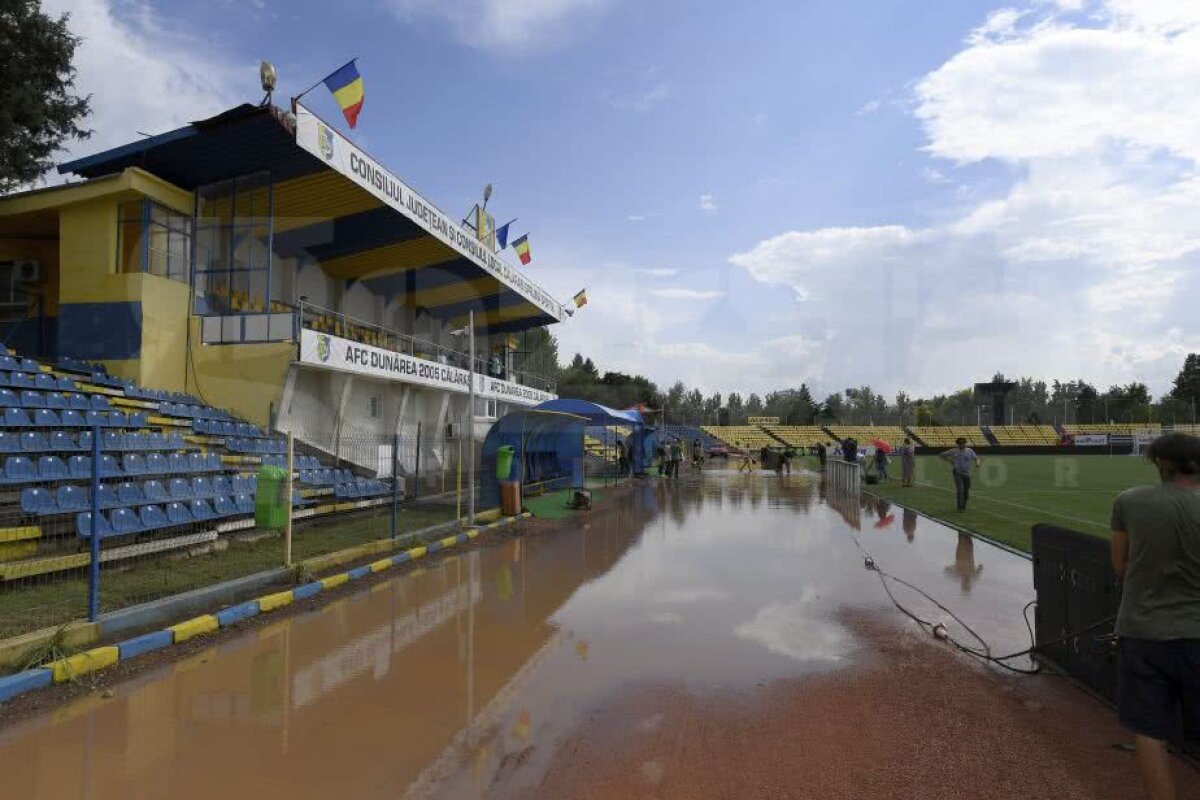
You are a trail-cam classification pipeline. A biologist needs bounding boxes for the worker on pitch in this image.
[938,437,980,512]
[1110,432,1200,800]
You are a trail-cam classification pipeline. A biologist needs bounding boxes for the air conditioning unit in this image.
[13,260,39,283]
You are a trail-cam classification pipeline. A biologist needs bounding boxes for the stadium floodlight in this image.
[260,62,277,93]
[482,183,493,211]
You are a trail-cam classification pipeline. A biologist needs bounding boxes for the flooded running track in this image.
[0,472,1037,799]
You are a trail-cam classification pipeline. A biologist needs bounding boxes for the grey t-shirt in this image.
[940,447,978,475]
[1111,483,1200,640]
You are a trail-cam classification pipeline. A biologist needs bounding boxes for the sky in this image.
[42,0,1200,401]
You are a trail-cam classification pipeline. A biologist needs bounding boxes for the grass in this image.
[863,454,1159,552]
[0,504,456,640]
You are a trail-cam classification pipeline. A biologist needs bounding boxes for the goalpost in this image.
[1130,429,1158,457]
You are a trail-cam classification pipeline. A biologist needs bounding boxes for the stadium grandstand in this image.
[762,425,828,448]
[701,425,780,450]
[823,426,909,447]
[1063,423,1162,436]
[906,426,986,448]
[0,99,562,498]
[987,424,1059,446]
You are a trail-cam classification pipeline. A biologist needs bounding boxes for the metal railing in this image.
[297,301,556,394]
[827,458,861,496]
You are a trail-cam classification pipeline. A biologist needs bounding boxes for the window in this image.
[116,199,192,284]
[369,396,380,419]
[194,172,273,314]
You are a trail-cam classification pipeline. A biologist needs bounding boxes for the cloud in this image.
[606,80,672,113]
[648,288,725,301]
[699,193,717,212]
[626,214,647,222]
[386,0,611,54]
[728,0,1200,397]
[45,0,241,163]
[637,267,681,278]
[856,99,882,115]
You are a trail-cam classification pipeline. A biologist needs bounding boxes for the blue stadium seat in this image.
[0,432,18,454]
[32,409,59,428]
[59,409,84,428]
[212,496,235,517]
[97,484,119,509]
[0,356,17,372]
[102,431,123,451]
[33,374,55,391]
[20,487,55,515]
[67,455,91,480]
[0,389,17,408]
[3,408,30,427]
[76,512,113,539]
[166,433,185,449]
[125,432,146,451]
[212,475,232,496]
[76,430,93,451]
[20,432,46,453]
[122,454,146,476]
[37,456,67,481]
[100,455,121,477]
[109,507,141,536]
[206,453,221,472]
[191,419,207,435]
[19,390,42,408]
[234,493,254,514]
[57,485,88,511]
[108,411,128,428]
[191,476,213,498]
[18,358,39,374]
[55,377,76,392]
[85,410,106,428]
[186,453,205,472]
[8,372,31,390]
[168,478,192,500]
[44,392,66,410]
[89,395,110,411]
[117,481,144,505]
[0,372,9,387]
[1,456,34,484]
[189,498,215,521]
[168,453,190,474]
[46,431,73,452]
[143,480,168,503]
[165,501,193,526]
[145,453,166,474]
[138,504,168,530]
[231,475,248,494]
[67,394,89,411]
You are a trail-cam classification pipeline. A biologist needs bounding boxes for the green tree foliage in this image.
[1170,354,1200,403]
[0,2,91,191]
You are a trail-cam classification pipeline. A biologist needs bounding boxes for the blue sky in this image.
[46,0,1200,400]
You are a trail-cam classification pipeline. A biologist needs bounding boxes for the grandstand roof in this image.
[533,399,643,427]
[56,103,562,335]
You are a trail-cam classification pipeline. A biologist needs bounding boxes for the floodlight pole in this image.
[467,309,476,526]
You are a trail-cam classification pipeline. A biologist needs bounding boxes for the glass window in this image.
[194,171,273,315]
[115,199,192,283]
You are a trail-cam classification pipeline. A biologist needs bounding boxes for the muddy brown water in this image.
[0,471,1038,798]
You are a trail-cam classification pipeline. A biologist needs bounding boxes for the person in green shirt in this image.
[1110,432,1200,800]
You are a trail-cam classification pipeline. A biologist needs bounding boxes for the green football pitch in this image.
[864,454,1159,553]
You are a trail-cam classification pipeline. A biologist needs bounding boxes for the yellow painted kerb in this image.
[320,573,349,590]
[49,646,119,683]
[168,614,219,643]
[257,590,294,612]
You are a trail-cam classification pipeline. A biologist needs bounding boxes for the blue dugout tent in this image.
[479,409,587,510]
[531,399,647,475]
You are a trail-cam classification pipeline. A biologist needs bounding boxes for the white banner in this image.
[299,329,555,406]
[294,104,562,321]
[1073,433,1108,446]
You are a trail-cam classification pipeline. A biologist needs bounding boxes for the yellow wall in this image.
[0,238,59,317]
[186,319,293,428]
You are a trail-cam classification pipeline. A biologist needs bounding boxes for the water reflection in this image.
[0,471,1034,800]
[945,532,985,595]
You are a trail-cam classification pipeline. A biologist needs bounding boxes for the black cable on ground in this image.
[845,526,1115,676]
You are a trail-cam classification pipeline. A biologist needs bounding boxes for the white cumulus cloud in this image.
[699,193,717,212]
[386,0,611,54]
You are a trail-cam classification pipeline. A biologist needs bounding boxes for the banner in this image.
[747,416,780,425]
[1073,434,1108,446]
[294,104,562,320]
[299,329,555,406]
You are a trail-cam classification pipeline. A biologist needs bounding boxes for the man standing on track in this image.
[1110,432,1200,800]
[938,437,980,511]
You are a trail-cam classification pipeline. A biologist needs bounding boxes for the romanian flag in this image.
[512,234,532,265]
[323,60,364,129]
[573,289,588,308]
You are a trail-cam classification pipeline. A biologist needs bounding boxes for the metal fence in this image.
[0,426,473,643]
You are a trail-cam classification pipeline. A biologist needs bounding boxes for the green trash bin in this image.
[496,445,515,481]
[255,464,290,530]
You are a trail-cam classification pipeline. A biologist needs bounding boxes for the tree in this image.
[1170,354,1200,405]
[0,3,91,191]
[745,393,764,417]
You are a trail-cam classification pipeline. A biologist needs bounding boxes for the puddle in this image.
[0,471,1035,799]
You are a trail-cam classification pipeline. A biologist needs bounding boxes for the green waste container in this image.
[255,464,290,530]
[496,445,515,481]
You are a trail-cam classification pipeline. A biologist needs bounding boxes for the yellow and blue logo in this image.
[318,123,335,162]
[316,333,331,363]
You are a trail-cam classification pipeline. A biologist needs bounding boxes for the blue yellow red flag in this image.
[323,60,364,128]
[512,234,532,265]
